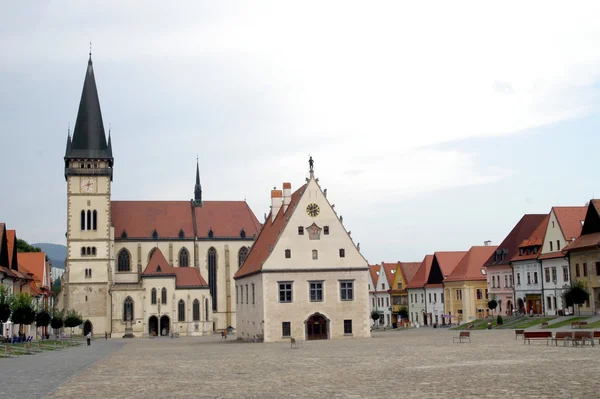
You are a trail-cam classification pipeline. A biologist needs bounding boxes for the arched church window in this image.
[178,299,185,322]
[92,210,97,230]
[208,248,217,310]
[151,288,157,305]
[179,247,189,267]
[86,210,92,231]
[238,247,249,268]
[86,247,91,255]
[193,299,200,321]
[80,210,85,230]
[123,296,134,321]
[161,287,167,304]
[81,247,86,256]
[117,249,131,272]
[91,247,96,256]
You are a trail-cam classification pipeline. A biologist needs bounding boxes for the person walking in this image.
[86,331,92,346]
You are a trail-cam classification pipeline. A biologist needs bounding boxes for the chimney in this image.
[282,182,292,213]
[484,240,491,246]
[271,188,283,222]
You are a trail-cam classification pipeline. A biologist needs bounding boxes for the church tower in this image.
[63,54,113,336]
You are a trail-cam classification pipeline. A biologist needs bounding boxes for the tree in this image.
[16,239,42,253]
[10,292,36,334]
[0,285,12,332]
[64,309,83,333]
[371,310,380,327]
[565,281,589,316]
[488,299,498,316]
[50,309,64,332]
[398,306,409,321]
[496,315,503,326]
[35,305,51,338]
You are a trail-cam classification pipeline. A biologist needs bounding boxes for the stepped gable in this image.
[511,215,550,262]
[406,255,434,289]
[234,185,307,279]
[445,246,498,282]
[142,248,208,288]
[484,214,547,267]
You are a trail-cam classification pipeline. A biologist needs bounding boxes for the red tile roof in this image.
[6,230,16,269]
[563,232,600,253]
[142,247,208,288]
[381,262,397,286]
[445,246,498,282]
[406,255,433,289]
[511,215,549,261]
[399,262,421,286]
[553,206,586,242]
[434,251,468,276]
[368,264,381,288]
[112,200,261,239]
[234,185,307,279]
[538,251,564,260]
[484,214,548,267]
[18,253,47,285]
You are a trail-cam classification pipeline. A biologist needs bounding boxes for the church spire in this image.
[194,157,202,206]
[64,53,113,162]
[65,125,72,154]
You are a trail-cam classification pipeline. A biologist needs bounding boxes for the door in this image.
[306,314,328,340]
[149,316,158,336]
[83,320,93,336]
[160,316,170,336]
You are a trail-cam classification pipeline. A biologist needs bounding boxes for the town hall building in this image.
[234,163,371,342]
[59,55,261,337]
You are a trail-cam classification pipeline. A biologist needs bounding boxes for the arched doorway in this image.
[160,315,170,336]
[148,316,158,337]
[517,298,525,313]
[305,313,328,340]
[506,300,513,315]
[83,320,93,336]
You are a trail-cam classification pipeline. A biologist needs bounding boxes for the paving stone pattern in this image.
[4,330,600,398]
[0,339,125,399]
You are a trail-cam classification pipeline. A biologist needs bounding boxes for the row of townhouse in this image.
[373,202,600,326]
[0,223,54,338]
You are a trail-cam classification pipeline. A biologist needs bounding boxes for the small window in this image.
[339,248,345,258]
[583,263,588,277]
[285,249,291,259]
[324,226,329,235]
[312,250,318,260]
[151,288,157,305]
[81,247,86,256]
[549,241,553,251]
[557,240,560,250]
[94,162,98,168]
[344,319,352,335]
[298,226,304,235]
[245,284,249,304]
[252,283,255,304]
[91,247,96,256]
[279,282,293,303]
[81,162,85,168]
[282,322,291,337]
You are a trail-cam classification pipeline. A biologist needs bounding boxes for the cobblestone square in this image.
[4,329,600,398]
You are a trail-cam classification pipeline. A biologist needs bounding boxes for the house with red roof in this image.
[563,200,600,315]
[443,246,497,323]
[389,261,420,326]
[59,55,261,337]
[539,206,586,315]
[406,255,433,326]
[233,167,370,342]
[424,251,467,326]
[367,262,395,328]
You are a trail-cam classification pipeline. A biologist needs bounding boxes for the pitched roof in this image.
[434,251,468,276]
[511,215,549,261]
[142,248,208,288]
[111,200,260,239]
[6,230,16,270]
[65,56,113,161]
[381,263,397,286]
[445,246,498,282]
[553,206,586,242]
[0,223,7,269]
[399,262,421,286]
[17,252,47,285]
[406,255,434,289]
[368,264,381,290]
[563,232,600,253]
[484,214,548,267]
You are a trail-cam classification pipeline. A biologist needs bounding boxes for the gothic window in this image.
[151,288,157,305]
[86,247,91,255]
[193,299,200,321]
[92,210,97,230]
[208,247,217,310]
[117,249,131,272]
[81,247,85,256]
[161,287,167,304]
[179,247,190,267]
[88,268,92,278]
[123,297,134,321]
[238,247,249,268]
[178,299,185,322]
[86,210,92,231]
[152,229,158,240]
[85,268,88,277]
[80,210,85,230]
[91,247,96,256]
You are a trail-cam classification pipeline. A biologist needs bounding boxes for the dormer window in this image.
[208,229,214,239]
[121,230,128,239]
[178,229,185,239]
[156,265,162,272]
[240,228,246,238]
[519,248,524,256]
[152,229,159,240]
[298,226,304,235]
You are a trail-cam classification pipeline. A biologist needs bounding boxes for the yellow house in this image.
[389,262,421,324]
[563,200,600,315]
[443,246,497,324]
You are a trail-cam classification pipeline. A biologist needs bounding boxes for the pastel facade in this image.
[368,263,393,327]
[406,255,433,326]
[426,251,466,325]
[390,262,420,325]
[234,171,371,343]
[59,56,260,336]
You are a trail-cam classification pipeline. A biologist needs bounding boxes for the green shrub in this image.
[496,315,503,325]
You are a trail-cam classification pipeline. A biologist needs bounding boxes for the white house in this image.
[234,164,371,342]
[368,263,394,328]
[406,255,433,326]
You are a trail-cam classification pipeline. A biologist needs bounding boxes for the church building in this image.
[59,55,261,337]
[234,164,371,342]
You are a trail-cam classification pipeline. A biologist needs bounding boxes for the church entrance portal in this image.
[83,320,93,336]
[149,316,158,337]
[306,313,328,340]
[160,315,170,336]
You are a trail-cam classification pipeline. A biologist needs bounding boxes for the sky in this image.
[1,1,600,263]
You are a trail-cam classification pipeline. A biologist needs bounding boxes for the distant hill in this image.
[33,243,67,269]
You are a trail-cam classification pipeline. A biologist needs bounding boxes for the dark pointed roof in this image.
[194,159,202,205]
[64,56,113,161]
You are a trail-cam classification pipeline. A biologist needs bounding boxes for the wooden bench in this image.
[594,331,600,344]
[541,322,549,328]
[515,330,525,340]
[453,331,471,343]
[573,331,594,347]
[550,331,573,346]
[571,321,588,329]
[290,337,303,349]
[523,331,552,345]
